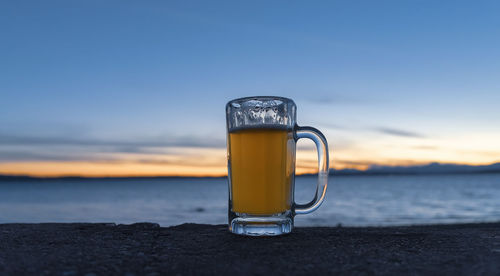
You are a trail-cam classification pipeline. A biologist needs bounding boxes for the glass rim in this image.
[227,96,295,106]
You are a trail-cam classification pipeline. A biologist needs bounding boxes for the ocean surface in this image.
[1,174,500,227]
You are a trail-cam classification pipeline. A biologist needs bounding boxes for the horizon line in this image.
[1,161,499,180]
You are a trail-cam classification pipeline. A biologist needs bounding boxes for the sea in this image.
[1,173,500,227]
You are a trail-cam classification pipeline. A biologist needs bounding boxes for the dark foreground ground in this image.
[1,223,500,275]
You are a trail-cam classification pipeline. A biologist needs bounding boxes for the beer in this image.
[228,127,295,215]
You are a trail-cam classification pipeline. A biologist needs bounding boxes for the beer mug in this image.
[226,96,329,236]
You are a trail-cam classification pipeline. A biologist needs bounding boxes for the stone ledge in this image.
[1,222,500,275]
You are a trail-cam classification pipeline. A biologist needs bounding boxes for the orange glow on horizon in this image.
[0,161,226,178]
[2,131,500,178]
[0,158,497,178]
[0,161,322,178]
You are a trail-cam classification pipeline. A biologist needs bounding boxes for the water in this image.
[1,174,500,227]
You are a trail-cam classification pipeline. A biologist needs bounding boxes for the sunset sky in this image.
[1,1,500,177]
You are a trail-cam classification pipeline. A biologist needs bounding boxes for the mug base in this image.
[229,212,293,236]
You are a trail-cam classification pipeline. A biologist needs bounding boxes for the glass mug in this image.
[226,96,329,236]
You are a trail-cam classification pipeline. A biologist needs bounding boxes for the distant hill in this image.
[332,162,500,176]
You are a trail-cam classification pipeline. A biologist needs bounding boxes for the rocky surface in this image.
[1,222,500,275]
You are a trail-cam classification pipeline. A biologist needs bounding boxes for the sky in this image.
[1,0,500,177]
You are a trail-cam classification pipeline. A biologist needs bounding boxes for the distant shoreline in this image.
[1,162,500,181]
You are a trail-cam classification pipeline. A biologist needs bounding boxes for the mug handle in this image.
[294,125,329,215]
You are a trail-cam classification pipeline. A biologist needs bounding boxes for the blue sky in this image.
[1,0,500,176]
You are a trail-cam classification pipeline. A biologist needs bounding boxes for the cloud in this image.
[0,133,225,162]
[0,133,225,149]
[411,145,438,150]
[0,148,125,163]
[317,122,348,130]
[334,159,376,167]
[374,127,424,138]
[0,151,89,162]
[137,158,224,167]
